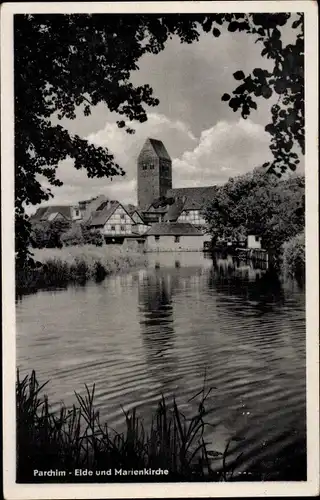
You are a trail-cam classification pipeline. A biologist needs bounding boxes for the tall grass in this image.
[16,245,148,295]
[282,231,305,282]
[16,370,245,482]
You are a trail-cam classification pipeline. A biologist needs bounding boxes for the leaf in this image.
[228,21,239,32]
[272,28,281,39]
[221,93,230,101]
[233,70,245,81]
[274,79,287,94]
[292,20,301,29]
[249,100,257,110]
[252,67,265,80]
[261,86,272,99]
[212,28,221,38]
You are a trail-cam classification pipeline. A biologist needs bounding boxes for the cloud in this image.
[172,118,273,187]
[35,113,197,209]
[33,115,275,214]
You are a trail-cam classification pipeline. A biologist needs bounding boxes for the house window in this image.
[111,225,116,231]
[255,235,260,242]
[74,209,80,217]
[120,225,125,231]
[120,214,125,220]
[155,235,160,241]
[174,236,180,243]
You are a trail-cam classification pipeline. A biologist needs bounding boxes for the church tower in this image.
[137,138,172,209]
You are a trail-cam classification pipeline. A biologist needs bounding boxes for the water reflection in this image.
[16,251,306,479]
[138,271,179,396]
[208,253,286,311]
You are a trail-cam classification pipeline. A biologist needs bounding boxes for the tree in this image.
[204,169,305,252]
[15,13,304,264]
[30,219,71,248]
[220,13,304,178]
[61,223,104,247]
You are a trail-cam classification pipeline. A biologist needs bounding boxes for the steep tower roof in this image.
[140,138,171,161]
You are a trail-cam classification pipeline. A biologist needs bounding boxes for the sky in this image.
[37,20,304,210]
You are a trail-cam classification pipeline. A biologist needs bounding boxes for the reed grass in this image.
[16,245,148,295]
[282,231,305,281]
[16,370,245,482]
[16,371,306,482]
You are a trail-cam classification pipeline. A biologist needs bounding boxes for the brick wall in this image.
[137,141,172,209]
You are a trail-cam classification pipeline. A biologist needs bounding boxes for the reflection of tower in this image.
[139,272,175,343]
[137,138,172,210]
[138,270,179,391]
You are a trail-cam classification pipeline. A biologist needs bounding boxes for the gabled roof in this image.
[140,138,171,161]
[89,201,135,227]
[124,205,145,224]
[81,195,108,223]
[164,197,186,222]
[47,212,65,221]
[89,201,120,226]
[30,205,72,222]
[123,204,138,214]
[145,222,203,236]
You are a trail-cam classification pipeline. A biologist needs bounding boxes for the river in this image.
[16,252,306,478]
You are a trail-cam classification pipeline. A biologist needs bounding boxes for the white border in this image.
[1,1,319,498]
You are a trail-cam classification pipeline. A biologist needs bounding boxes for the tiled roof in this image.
[30,207,48,221]
[123,204,138,214]
[147,138,171,161]
[145,222,203,236]
[142,186,217,221]
[167,186,217,209]
[89,202,120,226]
[125,208,145,224]
[30,205,72,221]
[82,195,109,223]
[164,198,186,222]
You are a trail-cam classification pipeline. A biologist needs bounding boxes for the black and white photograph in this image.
[1,1,319,498]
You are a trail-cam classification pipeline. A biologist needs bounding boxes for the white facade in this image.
[71,206,82,221]
[130,211,150,234]
[47,212,66,222]
[177,210,206,226]
[145,234,211,252]
[102,206,133,235]
[247,235,262,249]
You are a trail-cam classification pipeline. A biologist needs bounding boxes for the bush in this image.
[282,231,305,280]
[16,246,148,295]
[61,224,104,247]
[31,219,71,248]
[61,224,85,246]
[82,226,104,246]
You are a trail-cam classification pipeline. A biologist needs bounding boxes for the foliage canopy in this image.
[15,13,304,263]
[204,169,305,252]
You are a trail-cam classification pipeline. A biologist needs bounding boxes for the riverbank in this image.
[16,370,225,482]
[16,370,306,483]
[16,245,148,296]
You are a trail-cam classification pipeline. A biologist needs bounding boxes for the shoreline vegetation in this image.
[16,245,148,296]
[16,235,305,298]
[17,371,306,483]
[282,231,305,281]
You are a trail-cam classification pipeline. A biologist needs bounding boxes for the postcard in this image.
[1,1,319,498]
